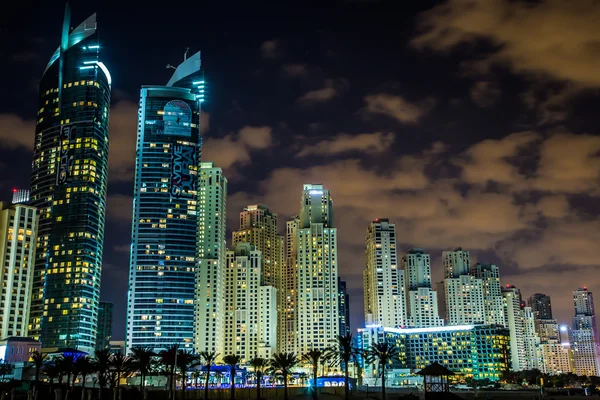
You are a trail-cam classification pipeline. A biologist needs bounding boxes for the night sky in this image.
[2,0,600,340]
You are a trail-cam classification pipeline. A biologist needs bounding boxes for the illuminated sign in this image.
[309,190,323,195]
[170,145,197,198]
[57,124,75,185]
[163,100,192,137]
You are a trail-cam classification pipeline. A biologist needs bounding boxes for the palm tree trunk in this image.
[313,365,318,400]
[256,376,261,400]
[381,365,386,400]
[204,368,210,400]
[230,368,235,400]
[283,373,288,400]
[344,364,349,400]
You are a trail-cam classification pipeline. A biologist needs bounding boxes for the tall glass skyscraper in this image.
[29,4,111,353]
[126,53,204,352]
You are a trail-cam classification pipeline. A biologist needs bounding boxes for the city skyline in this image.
[2,0,600,342]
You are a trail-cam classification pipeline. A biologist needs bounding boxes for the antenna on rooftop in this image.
[184,47,190,61]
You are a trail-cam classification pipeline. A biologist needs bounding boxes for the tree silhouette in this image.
[222,355,242,400]
[269,353,298,400]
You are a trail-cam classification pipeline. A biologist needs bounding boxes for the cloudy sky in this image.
[2,0,600,339]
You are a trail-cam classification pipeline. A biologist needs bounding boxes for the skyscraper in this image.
[0,202,38,338]
[443,248,470,278]
[194,162,227,355]
[338,277,350,336]
[281,217,299,353]
[441,249,485,326]
[364,219,406,327]
[528,293,553,320]
[502,285,526,371]
[125,53,204,352]
[470,263,505,326]
[571,288,600,376]
[96,301,113,350]
[224,243,277,360]
[522,306,542,370]
[296,184,339,354]
[232,204,283,287]
[29,4,111,353]
[401,249,443,328]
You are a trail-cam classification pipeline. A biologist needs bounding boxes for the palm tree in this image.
[270,353,298,400]
[94,349,112,399]
[56,354,76,388]
[176,350,199,399]
[324,334,359,400]
[129,346,155,397]
[42,363,59,395]
[222,355,242,400]
[199,351,219,400]
[249,357,268,400]
[365,341,399,400]
[74,356,94,393]
[191,369,202,390]
[158,345,179,399]
[31,351,47,391]
[109,352,131,400]
[301,350,322,400]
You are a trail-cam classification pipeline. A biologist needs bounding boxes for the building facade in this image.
[470,263,505,326]
[0,203,38,338]
[125,54,204,352]
[232,204,283,287]
[29,5,112,353]
[528,293,553,320]
[296,184,339,354]
[224,243,276,361]
[440,249,485,326]
[502,285,526,371]
[280,217,299,353]
[401,249,443,328]
[364,219,405,327]
[571,288,600,376]
[96,301,113,350]
[194,162,227,355]
[359,324,510,381]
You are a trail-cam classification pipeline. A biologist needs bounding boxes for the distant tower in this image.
[296,184,339,354]
[470,263,505,326]
[571,288,600,376]
[281,217,299,353]
[441,249,485,325]
[338,277,350,336]
[125,52,203,353]
[364,219,406,327]
[11,189,30,205]
[401,249,443,328]
[96,302,113,350]
[29,3,111,353]
[528,293,553,320]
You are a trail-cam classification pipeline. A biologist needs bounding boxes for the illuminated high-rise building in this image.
[194,162,227,356]
[401,249,443,328]
[280,217,299,353]
[223,243,277,361]
[571,287,600,376]
[528,293,553,320]
[11,189,30,205]
[125,53,204,352]
[440,249,485,326]
[232,204,283,287]
[470,263,505,326]
[296,184,339,354]
[0,202,38,338]
[502,285,527,371]
[29,3,112,353]
[364,219,406,327]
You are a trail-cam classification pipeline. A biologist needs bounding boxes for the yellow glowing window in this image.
[56,216,63,222]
